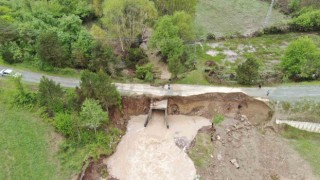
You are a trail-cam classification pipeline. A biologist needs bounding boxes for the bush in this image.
[125,48,148,69]
[54,113,75,137]
[236,58,260,85]
[206,33,216,40]
[290,9,320,31]
[136,63,154,82]
[213,114,224,125]
[281,37,320,80]
[1,42,23,64]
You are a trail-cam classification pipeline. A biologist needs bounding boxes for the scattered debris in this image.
[230,159,240,169]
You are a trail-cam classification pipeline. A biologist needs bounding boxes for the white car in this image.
[0,69,22,78]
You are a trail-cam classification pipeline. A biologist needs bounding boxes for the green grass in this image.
[177,70,210,85]
[0,78,78,179]
[188,133,214,168]
[196,0,288,36]
[0,103,70,180]
[281,125,320,177]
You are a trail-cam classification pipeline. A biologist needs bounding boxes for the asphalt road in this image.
[1,66,319,101]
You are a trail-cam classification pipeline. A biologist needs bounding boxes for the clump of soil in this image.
[191,115,318,179]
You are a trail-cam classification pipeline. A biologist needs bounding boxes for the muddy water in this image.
[106,111,210,180]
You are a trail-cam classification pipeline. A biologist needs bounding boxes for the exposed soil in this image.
[110,92,273,131]
[192,116,318,179]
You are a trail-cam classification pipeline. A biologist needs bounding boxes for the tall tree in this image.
[38,76,64,115]
[37,31,67,68]
[80,98,108,134]
[149,15,185,77]
[79,70,121,112]
[236,58,260,85]
[102,0,157,53]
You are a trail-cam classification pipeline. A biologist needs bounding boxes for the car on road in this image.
[0,69,22,78]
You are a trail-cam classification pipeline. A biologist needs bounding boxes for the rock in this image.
[216,135,221,140]
[240,115,248,122]
[230,159,240,169]
[217,154,223,161]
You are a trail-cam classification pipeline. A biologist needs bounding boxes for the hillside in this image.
[196,0,288,36]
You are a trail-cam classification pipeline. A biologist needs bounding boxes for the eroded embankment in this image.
[81,92,273,179]
[110,92,273,129]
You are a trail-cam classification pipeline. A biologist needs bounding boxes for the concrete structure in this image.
[144,99,169,128]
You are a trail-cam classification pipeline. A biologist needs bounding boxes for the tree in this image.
[152,0,197,16]
[102,0,157,53]
[71,30,93,68]
[150,15,185,77]
[79,70,121,112]
[281,37,320,80]
[80,98,108,134]
[36,31,67,68]
[38,76,64,115]
[236,58,260,85]
[92,0,103,17]
[171,11,195,41]
[89,41,116,75]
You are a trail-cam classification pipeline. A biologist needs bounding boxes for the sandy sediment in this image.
[106,111,211,180]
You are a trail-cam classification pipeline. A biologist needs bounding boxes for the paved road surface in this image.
[1,66,319,101]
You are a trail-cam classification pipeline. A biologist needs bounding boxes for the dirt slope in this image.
[193,117,317,179]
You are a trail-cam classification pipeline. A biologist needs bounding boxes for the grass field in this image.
[0,103,70,180]
[196,0,288,36]
[281,125,320,177]
[0,79,75,179]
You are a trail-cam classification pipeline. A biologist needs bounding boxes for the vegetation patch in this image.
[188,132,214,168]
[281,125,320,177]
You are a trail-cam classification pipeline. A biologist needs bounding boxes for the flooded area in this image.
[106,111,211,180]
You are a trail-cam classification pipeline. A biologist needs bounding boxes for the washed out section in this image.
[106,112,211,180]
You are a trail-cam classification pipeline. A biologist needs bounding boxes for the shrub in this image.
[1,42,23,64]
[136,63,154,82]
[54,113,75,137]
[236,58,260,85]
[281,37,320,80]
[206,33,216,40]
[125,48,148,69]
[213,114,224,125]
[290,9,320,31]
